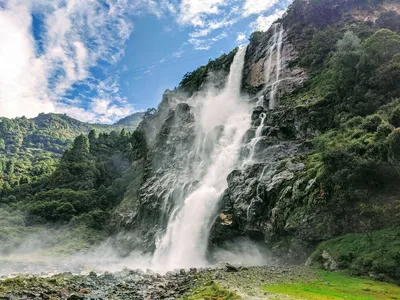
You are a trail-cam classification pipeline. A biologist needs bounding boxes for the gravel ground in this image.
[0,262,319,300]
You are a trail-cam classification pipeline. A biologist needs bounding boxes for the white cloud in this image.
[236,32,247,44]
[242,0,280,17]
[136,0,178,18]
[0,0,134,122]
[178,0,227,27]
[250,9,286,31]
[179,0,289,50]
[188,38,212,51]
[188,31,228,51]
[172,50,184,58]
[190,28,212,38]
[210,32,228,42]
[0,2,54,118]
[56,77,136,124]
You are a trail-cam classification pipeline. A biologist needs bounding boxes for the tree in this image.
[330,31,363,98]
[389,106,400,128]
[376,53,400,97]
[376,11,400,34]
[308,26,342,69]
[131,131,147,160]
[364,29,400,68]
[88,129,97,152]
[52,202,76,222]
[388,128,400,173]
[50,135,98,190]
[5,160,14,175]
[249,31,263,45]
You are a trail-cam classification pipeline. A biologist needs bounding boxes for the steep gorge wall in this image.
[113,0,400,264]
[112,23,309,256]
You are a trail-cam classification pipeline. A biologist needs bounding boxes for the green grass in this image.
[262,270,400,300]
[182,281,240,300]
[312,228,400,278]
[0,276,64,295]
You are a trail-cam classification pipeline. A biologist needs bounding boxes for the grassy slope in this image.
[181,281,240,300]
[311,228,400,279]
[263,270,400,300]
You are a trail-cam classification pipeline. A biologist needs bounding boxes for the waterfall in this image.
[255,113,266,138]
[244,112,266,165]
[152,47,250,270]
[259,23,285,109]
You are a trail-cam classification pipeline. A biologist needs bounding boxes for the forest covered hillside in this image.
[0,112,144,188]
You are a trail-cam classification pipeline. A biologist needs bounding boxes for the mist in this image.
[0,45,272,277]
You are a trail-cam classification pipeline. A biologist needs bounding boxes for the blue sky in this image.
[0,0,291,123]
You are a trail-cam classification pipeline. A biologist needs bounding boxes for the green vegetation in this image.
[262,270,400,300]
[0,125,148,253]
[312,228,400,279]
[182,281,240,300]
[281,0,400,218]
[274,0,400,279]
[178,48,238,95]
[0,276,63,295]
[0,112,143,189]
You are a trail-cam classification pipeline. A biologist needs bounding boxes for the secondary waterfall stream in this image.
[257,23,285,109]
[152,47,250,270]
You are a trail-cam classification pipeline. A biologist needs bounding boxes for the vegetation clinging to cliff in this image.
[178,48,239,95]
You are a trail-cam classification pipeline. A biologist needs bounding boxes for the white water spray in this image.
[152,47,250,270]
[244,112,266,165]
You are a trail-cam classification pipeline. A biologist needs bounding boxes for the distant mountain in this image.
[114,112,145,127]
[0,112,144,187]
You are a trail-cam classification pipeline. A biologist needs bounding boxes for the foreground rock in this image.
[0,265,317,300]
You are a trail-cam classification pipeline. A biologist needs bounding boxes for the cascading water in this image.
[245,112,266,165]
[247,165,268,221]
[152,47,250,270]
[257,23,285,110]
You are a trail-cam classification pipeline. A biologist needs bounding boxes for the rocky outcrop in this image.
[113,91,201,252]
[242,26,307,106]
[351,2,400,22]
[210,105,323,262]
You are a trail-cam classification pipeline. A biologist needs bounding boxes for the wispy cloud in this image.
[242,0,281,17]
[250,8,286,31]
[0,0,134,122]
[57,76,136,124]
[178,0,227,27]
[236,32,247,44]
[172,50,184,58]
[174,0,290,51]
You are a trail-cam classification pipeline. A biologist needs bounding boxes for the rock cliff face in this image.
[112,24,312,258]
[211,106,317,262]
[113,0,400,265]
[113,91,198,252]
[242,25,307,107]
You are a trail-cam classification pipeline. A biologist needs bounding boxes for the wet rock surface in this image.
[211,106,322,263]
[242,25,307,104]
[0,265,318,300]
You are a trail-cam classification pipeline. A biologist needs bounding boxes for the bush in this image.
[389,106,400,128]
[249,31,263,44]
